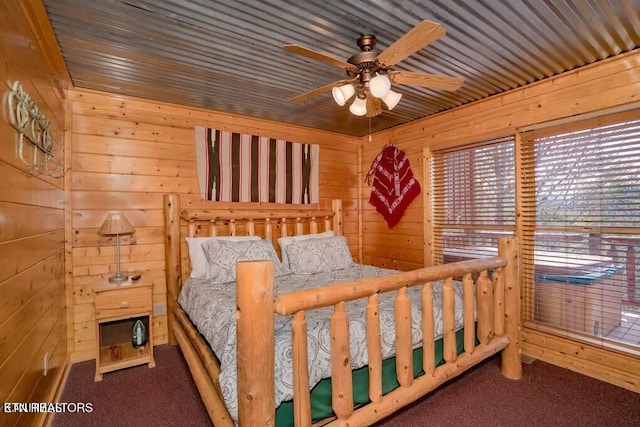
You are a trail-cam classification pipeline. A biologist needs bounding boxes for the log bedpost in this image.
[499,237,522,379]
[366,294,383,402]
[164,193,181,346]
[462,274,475,355]
[476,271,494,345]
[292,311,311,426]
[442,277,456,363]
[332,199,343,235]
[421,283,435,374]
[331,301,353,420]
[394,287,413,387]
[265,218,273,240]
[236,260,276,425]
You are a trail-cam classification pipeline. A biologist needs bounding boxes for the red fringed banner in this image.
[365,143,421,228]
[196,127,319,203]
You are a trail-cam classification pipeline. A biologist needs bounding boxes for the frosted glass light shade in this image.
[369,74,391,98]
[332,84,355,106]
[349,96,368,116]
[381,90,403,111]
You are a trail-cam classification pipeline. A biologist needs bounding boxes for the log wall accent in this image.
[360,51,640,390]
[67,88,359,361]
[0,1,71,426]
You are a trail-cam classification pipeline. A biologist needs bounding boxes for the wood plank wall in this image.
[359,142,424,272]
[67,89,359,362]
[359,50,640,390]
[0,1,71,426]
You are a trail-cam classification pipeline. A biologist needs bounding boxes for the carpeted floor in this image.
[52,345,210,427]
[53,345,640,427]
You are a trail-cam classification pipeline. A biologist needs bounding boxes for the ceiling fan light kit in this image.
[381,90,403,110]
[284,20,463,118]
[332,83,355,106]
[369,74,391,98]
[349,96,368,116]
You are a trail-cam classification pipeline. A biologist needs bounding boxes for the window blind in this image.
[431,137,516,265]
[520,110,640,342]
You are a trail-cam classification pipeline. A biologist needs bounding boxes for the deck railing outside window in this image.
[520,110,640,346]
[432,109,640,349]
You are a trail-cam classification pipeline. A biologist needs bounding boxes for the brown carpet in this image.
[53,345,640,427]
[52,345,210,427]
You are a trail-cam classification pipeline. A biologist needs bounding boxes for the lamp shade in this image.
[332,84,355,106]
[369,74,391,98]
[349,96,368,116]
[381,90,403,111]
[98,212,135,236]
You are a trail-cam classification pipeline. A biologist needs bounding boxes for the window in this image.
[431,137,516,266]
[520,110,640,345]
[430,109,640,348]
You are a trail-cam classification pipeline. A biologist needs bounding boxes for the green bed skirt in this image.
[275,329,466,426]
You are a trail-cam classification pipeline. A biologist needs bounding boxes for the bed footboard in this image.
[237,238,521,426]
[163,193,521,426]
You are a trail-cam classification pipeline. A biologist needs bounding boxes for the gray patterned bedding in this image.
[178,265,465,422]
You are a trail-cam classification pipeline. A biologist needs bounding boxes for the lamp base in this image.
[108,273,129,283]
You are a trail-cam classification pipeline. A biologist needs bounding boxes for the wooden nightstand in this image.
[93,275,155,381]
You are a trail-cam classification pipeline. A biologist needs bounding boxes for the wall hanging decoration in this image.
[195,126,319,204]
[7,81,65,178]
[365,143,421,228]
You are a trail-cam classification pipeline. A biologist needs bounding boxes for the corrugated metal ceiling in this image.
[43,0,640,136]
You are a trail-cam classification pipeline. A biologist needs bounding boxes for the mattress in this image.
[178,264,465,422]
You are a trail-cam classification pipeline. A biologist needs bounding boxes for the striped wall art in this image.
[195,127,319,204]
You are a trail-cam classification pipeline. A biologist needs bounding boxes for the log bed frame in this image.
[163,193,522,426]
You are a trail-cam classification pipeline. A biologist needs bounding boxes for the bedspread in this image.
[178,265,465,422]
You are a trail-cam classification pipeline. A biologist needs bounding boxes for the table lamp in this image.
[98,212,135,282]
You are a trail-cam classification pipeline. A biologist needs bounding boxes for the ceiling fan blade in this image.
[283,44,358,72]
[389,71,464,91]
[376,20,446,67]
[288,79,353,104]
[365,95,382,117]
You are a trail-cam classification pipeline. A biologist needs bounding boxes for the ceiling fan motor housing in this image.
[348,34,386,84]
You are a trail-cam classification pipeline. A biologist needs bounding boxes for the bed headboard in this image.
[163,193,343,344]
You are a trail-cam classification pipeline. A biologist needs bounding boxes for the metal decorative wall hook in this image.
[7,81,66,178]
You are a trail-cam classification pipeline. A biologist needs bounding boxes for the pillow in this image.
[186,236,261,279]
[278,230,334,268]
[202,238,288,284]
[285,236,354,274]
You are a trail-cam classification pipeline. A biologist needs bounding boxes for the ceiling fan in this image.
[283,20,463,117]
